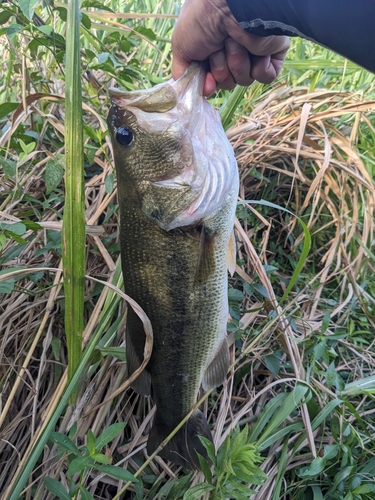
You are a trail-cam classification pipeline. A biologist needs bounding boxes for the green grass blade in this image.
[257,384,308,450]
[7,315,109,500]
[240,200,312,301]
[219,85,247,130]
[63,0,85,398]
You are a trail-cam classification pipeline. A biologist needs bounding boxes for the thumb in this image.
[171,46,192,81]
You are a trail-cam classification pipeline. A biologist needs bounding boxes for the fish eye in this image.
[116,127,134,147]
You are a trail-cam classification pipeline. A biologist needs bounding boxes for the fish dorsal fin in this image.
[195,225,216,283]
[202,338,230,391]
[227,230,236,276]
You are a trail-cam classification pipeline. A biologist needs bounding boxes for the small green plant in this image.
[44,423,137,500]
[183,426,267,500]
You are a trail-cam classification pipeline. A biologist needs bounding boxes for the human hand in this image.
[171,0,290,95]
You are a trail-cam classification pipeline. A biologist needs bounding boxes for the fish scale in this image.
[107,63,239,469]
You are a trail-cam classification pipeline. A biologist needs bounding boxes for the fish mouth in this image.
[108,62,205,114]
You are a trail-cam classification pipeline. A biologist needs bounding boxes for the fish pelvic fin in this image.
[126,328,151,396]
[227,230,236,276]
[147,409,213,470]
[202,337,230,391]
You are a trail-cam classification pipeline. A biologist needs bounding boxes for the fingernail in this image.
[226,39,239,54]
[210,51,226,71]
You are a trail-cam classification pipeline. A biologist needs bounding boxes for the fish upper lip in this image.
[107,63,206,113]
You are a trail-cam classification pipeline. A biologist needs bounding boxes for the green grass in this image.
[0,1,375,499]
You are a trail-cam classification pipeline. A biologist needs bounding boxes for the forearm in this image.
[227,0,375,72]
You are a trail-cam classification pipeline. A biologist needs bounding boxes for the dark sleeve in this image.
[226,0,375,73]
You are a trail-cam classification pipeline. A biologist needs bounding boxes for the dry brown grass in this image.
[1,84,375,497]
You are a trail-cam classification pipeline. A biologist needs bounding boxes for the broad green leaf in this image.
[325,361,337,388]
[182,483,215,500]
[0,234,6,251]
[67,455,91,476]
[23,220,43,231]
[0,10,13,25]
[50,432,80,455]
[320,311,331,334]
[311,485,324,500]
[0,102,19,120]
[7,23,23,40]
[252,283,270,299]
[36,25,53,36]
[0,279,15,294]
[43,478,71,500]
[323,444,339,461]
[4,231,27,245]
[81,12,91,29]
[0,223,26,236]
[197,453,212,483]
[263,354,280,376]
[87,429,96,455]
[360,456,375,474]
[352,484,375,494]
[95,422,127,451]
[45,159,64,194]
[19,139,36,154]
[79,487,95,500]
[331,466,354,490]
[81,0,114,12]
[198,436,216,463]
[91,453,110,464]
[18,0,39,20]
[0,157,17,178]
[94,464,138,482]
[298,457,326,478]
[105,173,114,193]
[228,288,245,302]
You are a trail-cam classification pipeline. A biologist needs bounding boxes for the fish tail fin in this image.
[147,409,213,469]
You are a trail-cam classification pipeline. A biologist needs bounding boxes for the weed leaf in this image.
[18,0,39,20]
[182,483,215,500]
[79,487,96,500]
[50,432,80,455]
[0,157,17,178]
[91,453,110,464]
[95,422,127,451]
[45,159,64,194]
[43,477,71,500]
[94,464,138,482]
[68,455,91,476]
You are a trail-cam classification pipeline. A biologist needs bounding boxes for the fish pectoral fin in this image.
[227,230,236,276]
[202,338,230,391]
[195,225,216,283]
[147,409,213,470]
[126,328,151,396]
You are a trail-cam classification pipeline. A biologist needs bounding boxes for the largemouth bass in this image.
[107,63,239,469]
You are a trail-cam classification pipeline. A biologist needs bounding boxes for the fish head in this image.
[107,63,238,230]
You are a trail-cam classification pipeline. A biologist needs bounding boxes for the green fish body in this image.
[107,64,239,469]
